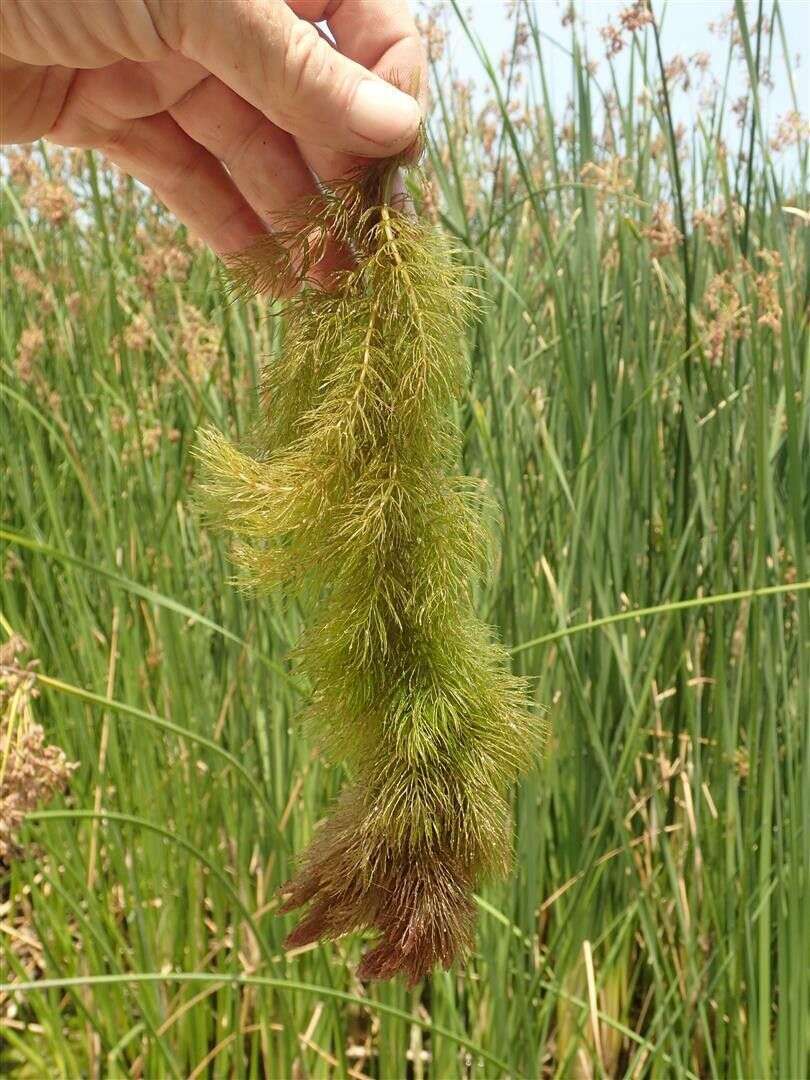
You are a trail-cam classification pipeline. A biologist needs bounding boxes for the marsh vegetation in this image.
[2,2,808,1076]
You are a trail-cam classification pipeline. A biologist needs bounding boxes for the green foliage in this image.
[1,2,808,1075]
[197,160,542,984]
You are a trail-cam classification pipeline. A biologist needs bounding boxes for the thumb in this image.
[154,0,422,157]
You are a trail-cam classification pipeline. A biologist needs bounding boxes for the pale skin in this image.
[0,0,426,264]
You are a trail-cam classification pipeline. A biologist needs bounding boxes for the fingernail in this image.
[349,79,421,147]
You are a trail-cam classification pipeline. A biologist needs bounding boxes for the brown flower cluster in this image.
[620,1,653,33]
[22,179,77,226]
[698,250,785,363]
[15,326,45,384]
[11,265,43,296]
[137,244,191,289]
[693,198,744,248]
[121,424,182,466]
[642,204,683,260]
[731,95,749,128]
[708,9,770,53]
[419,176,442,225]
[770,110,810,152]
[580,157,633,200]
[147,425,181,454]
[177,303,222,382]
[1,636,78,865]
[598,3,653,57]
[753,253,783,333]
[708,11,736,39]
[599,19,626,57]
[702,271,747,363]
[123,312,153,352]
[664,54,690,92]
[415,3,446,64]
[5,148,40,187]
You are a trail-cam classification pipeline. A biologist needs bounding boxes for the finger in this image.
[58,54,208,122]
[168,75,317,222]
[54,54,319,221]
[149,0,422,159]
[106,114,267,253]
[48,58,346,274]
[168,74,351,278]
[287,1,426,185]
[0,54,76,143]
[50,100,266,253]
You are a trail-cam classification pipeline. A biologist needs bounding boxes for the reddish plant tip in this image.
[279,814,476,986]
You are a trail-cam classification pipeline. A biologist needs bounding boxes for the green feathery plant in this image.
[196,151,543,984]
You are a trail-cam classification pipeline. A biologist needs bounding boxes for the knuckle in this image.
[282,20,331,101]
[140,0,183,51]
[100,119,135,156]
[155,155,189,200]
[225,114,266,171]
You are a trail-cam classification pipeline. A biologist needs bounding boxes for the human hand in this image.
[1,1,425,255]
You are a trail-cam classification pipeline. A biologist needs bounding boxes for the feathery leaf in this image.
[197,154,545,985]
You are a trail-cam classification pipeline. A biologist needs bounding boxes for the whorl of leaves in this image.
[197,157,543,985]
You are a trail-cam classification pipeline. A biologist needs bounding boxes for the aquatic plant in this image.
[197,154,542,984]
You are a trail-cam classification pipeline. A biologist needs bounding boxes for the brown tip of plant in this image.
[278,789,476,986]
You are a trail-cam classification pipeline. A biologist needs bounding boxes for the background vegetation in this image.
[2,1,808,1076]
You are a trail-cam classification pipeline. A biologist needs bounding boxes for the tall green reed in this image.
[1,1,807,1075]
